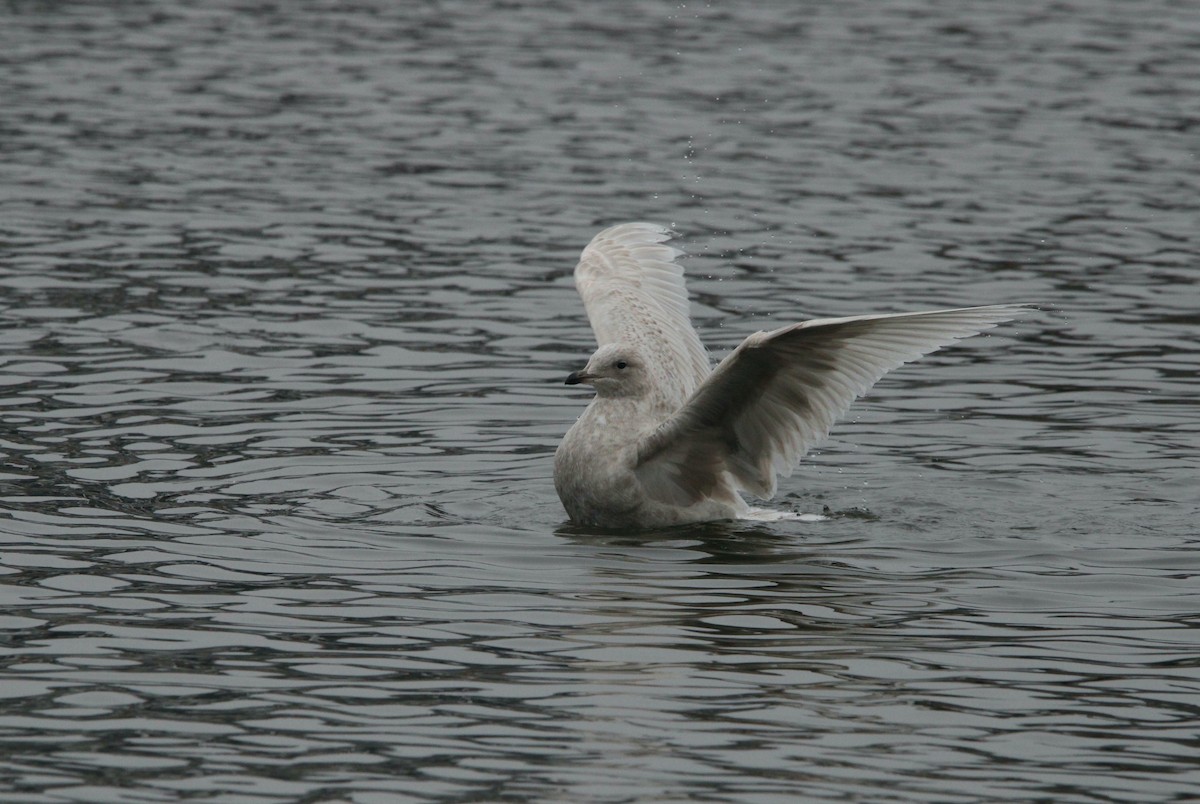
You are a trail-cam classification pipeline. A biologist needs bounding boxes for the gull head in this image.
[564,344,651,399]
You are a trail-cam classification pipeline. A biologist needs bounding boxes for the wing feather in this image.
[635,304,1033,504]
[574,223,710,404]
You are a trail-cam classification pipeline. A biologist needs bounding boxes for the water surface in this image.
[1,1,1198,801]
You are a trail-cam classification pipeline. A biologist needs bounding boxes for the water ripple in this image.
[2,0,1198,801]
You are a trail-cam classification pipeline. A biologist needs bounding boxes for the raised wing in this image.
[634,305,1032,505]
[574,223,710,405]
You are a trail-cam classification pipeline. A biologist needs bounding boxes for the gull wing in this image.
[574,223,710,402]
[634,305,1032,504]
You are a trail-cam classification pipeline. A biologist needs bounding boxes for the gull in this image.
[554,222,1031,529]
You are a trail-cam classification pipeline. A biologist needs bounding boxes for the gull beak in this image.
[565,370,594,386]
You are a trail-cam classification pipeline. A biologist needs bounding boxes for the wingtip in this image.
[582,222,685,263]
[996,302,1042,313]
[979,303,1043,324]
[592,221,677,243]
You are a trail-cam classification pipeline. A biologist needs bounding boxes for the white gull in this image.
[553,222,1031,529]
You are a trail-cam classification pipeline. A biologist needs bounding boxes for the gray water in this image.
[2,1,1198,801]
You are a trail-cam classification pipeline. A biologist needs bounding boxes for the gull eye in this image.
[615,360,628,370]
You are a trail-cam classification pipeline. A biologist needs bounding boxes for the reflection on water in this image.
[2,0,1199,801]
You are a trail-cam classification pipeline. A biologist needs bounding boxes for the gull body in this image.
[553,223,1030,529]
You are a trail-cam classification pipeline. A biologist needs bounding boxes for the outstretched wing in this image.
[634,305,1032,505]
[574,223,710,404]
